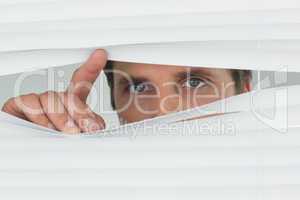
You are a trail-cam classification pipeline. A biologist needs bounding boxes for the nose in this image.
[155,89,181,117]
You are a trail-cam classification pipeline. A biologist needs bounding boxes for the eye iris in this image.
[189,78,202,87]
[135,84,146,92]
[130,83,146,93]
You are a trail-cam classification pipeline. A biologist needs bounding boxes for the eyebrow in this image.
[116,76,150,87]
[174,68,213,81]
[115,67,214,86]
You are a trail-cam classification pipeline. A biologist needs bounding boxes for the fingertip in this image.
[62,126,81,134]
[62,121,81,134]
[47,122,56,130]
[78,117,105,133]
[87,122,105,133]
[94,114,106,130]
[90,49,108,62]
[82,49,108,75]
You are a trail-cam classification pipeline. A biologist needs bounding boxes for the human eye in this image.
[181,77,206,89]
[128,82,153,94]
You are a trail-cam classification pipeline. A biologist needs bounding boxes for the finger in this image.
[2,97,27,120]
[2,94,55,129]
[59,92,106,133]
[39,91,81,134]
[17,94,56,129]
[68,49,107,102]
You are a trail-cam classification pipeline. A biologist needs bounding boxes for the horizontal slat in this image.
[2,10,300,32]
[1,0,299,23]
[1,40,300,76]
[0,186,299,200]
[0,167,299,187]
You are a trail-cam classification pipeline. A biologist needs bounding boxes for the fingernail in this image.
[62,120,81,134]
[62,126,81,134]
[88,123,101,133]
[79,118,98,133]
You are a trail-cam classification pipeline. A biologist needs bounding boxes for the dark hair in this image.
[231,69,252,94]
[104,61,252,109]
[104,61,116,108]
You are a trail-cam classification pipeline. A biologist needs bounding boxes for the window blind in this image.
[0,1,300,199]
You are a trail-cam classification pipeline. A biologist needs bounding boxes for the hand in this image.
[1,49,108,134]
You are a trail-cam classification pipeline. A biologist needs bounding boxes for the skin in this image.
[1,49,251,133]
[113,63,244,123]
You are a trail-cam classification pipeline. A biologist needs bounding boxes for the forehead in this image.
[112,61,230,78]
[113,61,186,74]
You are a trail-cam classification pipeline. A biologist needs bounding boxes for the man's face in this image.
[111,62,247,123]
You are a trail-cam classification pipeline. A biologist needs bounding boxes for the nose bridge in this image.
[156,83,181,116]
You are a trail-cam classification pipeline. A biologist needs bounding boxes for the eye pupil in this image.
[189,78,201,87]
[135,84,145,92]
[129,83,147,93]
